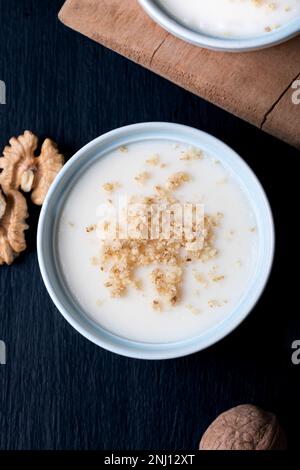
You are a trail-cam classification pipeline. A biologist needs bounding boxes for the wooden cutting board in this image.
[58,0,300,149]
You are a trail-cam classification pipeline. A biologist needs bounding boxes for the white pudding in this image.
[57,140,258,343]
[157,0,300,38]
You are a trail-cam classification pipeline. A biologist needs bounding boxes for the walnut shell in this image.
[199,404,286,450]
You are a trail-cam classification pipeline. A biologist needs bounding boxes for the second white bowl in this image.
[139,0,300,51]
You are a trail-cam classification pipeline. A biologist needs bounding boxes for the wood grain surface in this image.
[0,0,300,451]
[58,0,300,149]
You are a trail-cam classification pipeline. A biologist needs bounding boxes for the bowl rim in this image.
[138,0,300,51]
[37,122,275,360]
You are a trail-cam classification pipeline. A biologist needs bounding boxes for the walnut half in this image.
[0,189,29,265]
[0,130,64,205]
[199,404,286,450]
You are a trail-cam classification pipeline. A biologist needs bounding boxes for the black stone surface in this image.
[0,0,299,450]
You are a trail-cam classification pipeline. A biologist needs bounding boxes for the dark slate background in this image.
[0,0,299,451]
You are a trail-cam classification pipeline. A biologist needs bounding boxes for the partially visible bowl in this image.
[37,122,274,360]
[138,0,300,52]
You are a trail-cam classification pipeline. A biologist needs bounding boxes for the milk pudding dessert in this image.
[157,0,300,38]
[57,140,258,343]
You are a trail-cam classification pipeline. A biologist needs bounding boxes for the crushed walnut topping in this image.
[93,184,219,307]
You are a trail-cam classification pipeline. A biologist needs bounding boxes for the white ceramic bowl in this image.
[139,0,300,51]
[37,123,274,360]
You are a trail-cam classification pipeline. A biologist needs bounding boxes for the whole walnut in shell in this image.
[199,404,286,450]
[0,189,29,265]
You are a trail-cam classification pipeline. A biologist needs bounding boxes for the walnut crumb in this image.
[180,147,204,161]
[152,299,162,311]
[208,299,227,308]
[208,266,225,282]
[186,304,201,315]
[212,275,225,282]
[208,299,221,308]
[146,154,161,166]
[193,270,209,288]
[151,267,182,306]
[86,224,96,233]
[90,256,99,266]
[166,172,191,190]
[102,182,121,193]
[134,171,150,185]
